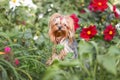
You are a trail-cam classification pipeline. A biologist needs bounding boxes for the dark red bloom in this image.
[70,14,79,31]
[103,25,116,41]
[80,25,97,41]
[80,9,86,14]
[113,5,120,18]
[88,0,108,12]
[113,5,116,12]
[88,2,94,11]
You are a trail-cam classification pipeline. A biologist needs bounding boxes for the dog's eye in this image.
[55,23,58,25]
[64,24,67,26]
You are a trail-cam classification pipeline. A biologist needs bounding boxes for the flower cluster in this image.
[0,46,20,66]
[9,0,37,11]
[75,0,118,41]
[80,24,116,41]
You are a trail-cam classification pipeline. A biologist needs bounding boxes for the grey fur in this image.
[60,39,78,59]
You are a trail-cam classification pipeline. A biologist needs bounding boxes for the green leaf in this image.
[24,29,32,39]
[90,41,99,54]
[78,40,94,55]
[58,60,79,67]
[0,65,8,80]
[56,44,64,54]
[117,30,120,35]
[97,55,116,75]
[0,59,19,80]
[56,44,64,50]
[108,46,120,55]
[65,52,74,59]
[16,68,32,80]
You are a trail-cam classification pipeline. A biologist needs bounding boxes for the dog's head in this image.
[49,13,75,44]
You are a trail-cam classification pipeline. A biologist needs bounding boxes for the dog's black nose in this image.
[58,26,62,30]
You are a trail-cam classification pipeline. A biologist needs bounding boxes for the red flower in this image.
[88,2,94,11]
[80,9,86,14]
[70,14,79,31]
[4,46,11,54]
[103,25,116,41]
[113,5,120,18]
[14,58,20,66]
[89,0,108,12]
[80,25,97,41]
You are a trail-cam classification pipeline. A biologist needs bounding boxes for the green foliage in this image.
[0,0,120,80]
[97,55,116,75]
[55,44,64,54]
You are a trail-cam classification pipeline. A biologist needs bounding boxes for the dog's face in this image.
[51,15,68,37]
[49,13,74,44]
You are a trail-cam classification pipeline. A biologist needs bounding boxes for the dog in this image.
[46,13,78,65]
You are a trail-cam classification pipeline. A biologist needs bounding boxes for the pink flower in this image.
[14,58,20,66]
[4,46,11,54]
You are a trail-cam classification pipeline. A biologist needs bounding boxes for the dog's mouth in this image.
[54,30,67,43]
[54,30,66,37]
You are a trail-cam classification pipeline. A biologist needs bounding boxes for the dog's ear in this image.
[48,29,56,44]
[48,13,61,44]
[65,16,75,44]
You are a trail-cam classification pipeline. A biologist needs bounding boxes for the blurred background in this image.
[0,0,120,80]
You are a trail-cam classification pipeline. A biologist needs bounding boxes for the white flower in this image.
[48,8,52,12]
[9,0,21,11]
[50,4,54,8]
[20,0,37,10]
[9,0,37,11]
[33,35,38,40]
[115,23,120,30]
[38,14,44,19]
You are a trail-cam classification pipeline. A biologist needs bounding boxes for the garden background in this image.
[0,0,120,80]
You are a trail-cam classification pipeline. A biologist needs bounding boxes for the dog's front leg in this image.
[58,50,67,60]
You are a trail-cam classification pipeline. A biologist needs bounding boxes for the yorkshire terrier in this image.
[46,13,78,65]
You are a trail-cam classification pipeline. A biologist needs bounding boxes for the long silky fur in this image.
[48,13,62,44]
[46,13,76,65]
